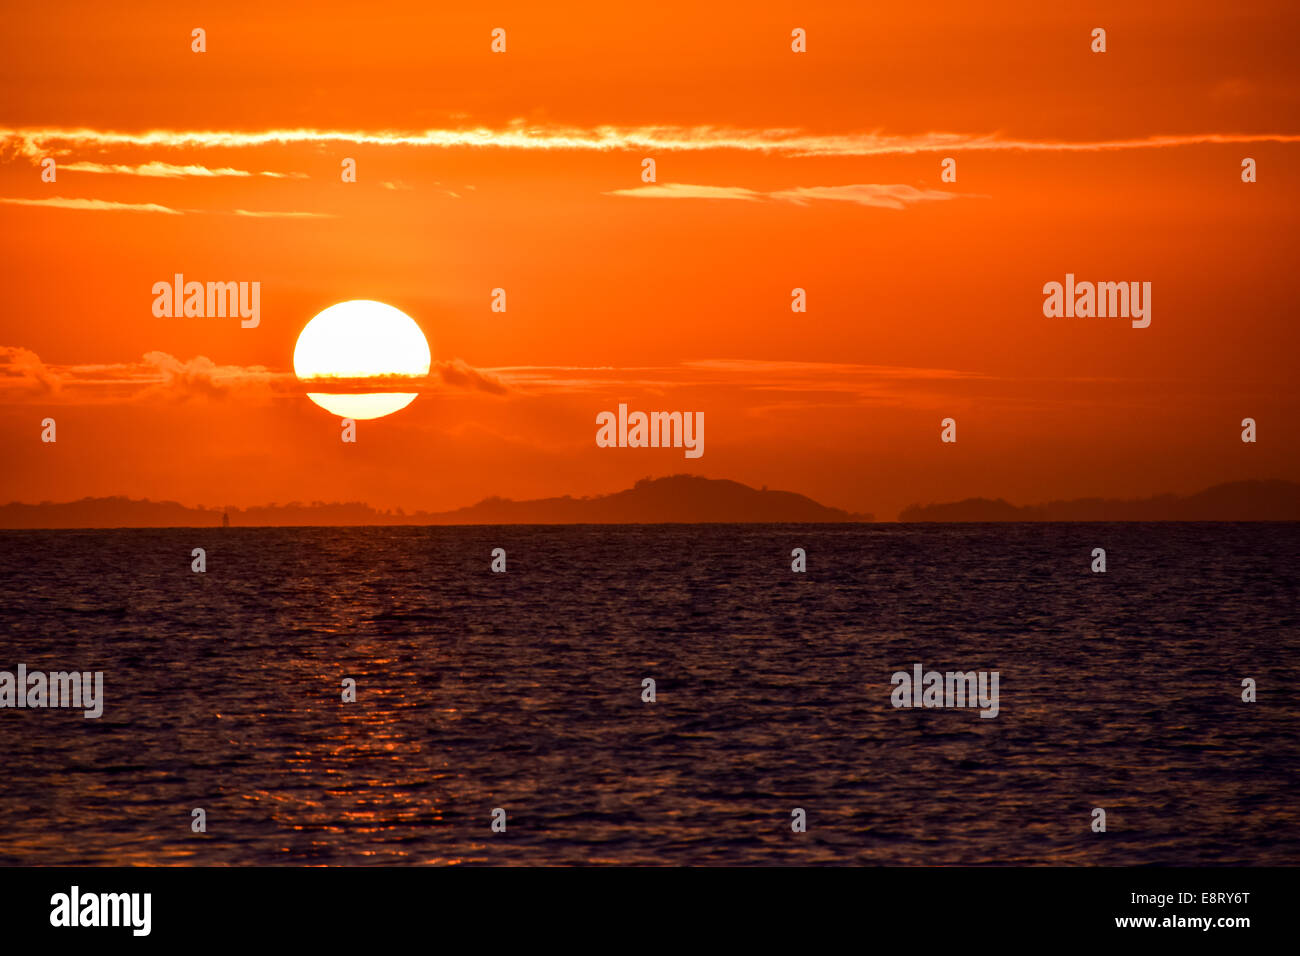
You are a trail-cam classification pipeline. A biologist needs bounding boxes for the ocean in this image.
[0,523,1296,865]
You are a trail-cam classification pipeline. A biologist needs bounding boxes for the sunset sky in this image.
[2,1,1298,519]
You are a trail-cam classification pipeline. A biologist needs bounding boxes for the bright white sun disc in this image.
[293,300,431,419]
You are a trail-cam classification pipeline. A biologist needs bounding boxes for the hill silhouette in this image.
[424,475,871,524]
[0,475,871,528]
[899,479,1300,522]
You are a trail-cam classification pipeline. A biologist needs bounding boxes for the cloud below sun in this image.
[0,346,508,404]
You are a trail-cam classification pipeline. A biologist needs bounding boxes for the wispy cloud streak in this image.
[59,160,302,178]
[230,208,335,218]
[607,182,963,208]
[0,196,182,214]
[0,348,507,402]
[0,196,335,218]
[4,126,1298,158]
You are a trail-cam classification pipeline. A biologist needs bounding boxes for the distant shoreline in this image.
[3,519,1298,532]
[1,475,1296,528]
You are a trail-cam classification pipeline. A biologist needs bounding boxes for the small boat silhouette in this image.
[221,510,230,528]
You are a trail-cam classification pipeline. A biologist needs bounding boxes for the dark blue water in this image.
[0,523,1296,865]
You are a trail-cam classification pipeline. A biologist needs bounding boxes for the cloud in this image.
[0,196,182,214]
[293,361,509,395]
[9,348,1265,419]
[0,347,507,403]
[487,360,994,402]
[484,358,1267,418]
[3,346,970,407]
[0,349,282,402]
[607,182,962,208]
[486,359,1296,418]
[0,346,62,395]
[0,125,1285,219]
[3,125,1298,159]
[436,359,508,395]
[60,160,303,179]
[768,183,959,208]
[680,359,990,380]
[0,196,333,218]
[230,208,336,219]
[135,352,280,402]
[606,183,764,201]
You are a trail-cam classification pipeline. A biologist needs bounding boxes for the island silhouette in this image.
[898,479,1300,522]
[1,476,1297,528]
[0,475,869,528]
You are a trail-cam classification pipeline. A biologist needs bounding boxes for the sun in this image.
[293,300,431,419]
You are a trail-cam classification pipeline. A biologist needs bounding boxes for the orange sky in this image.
[2,1,1298,519]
